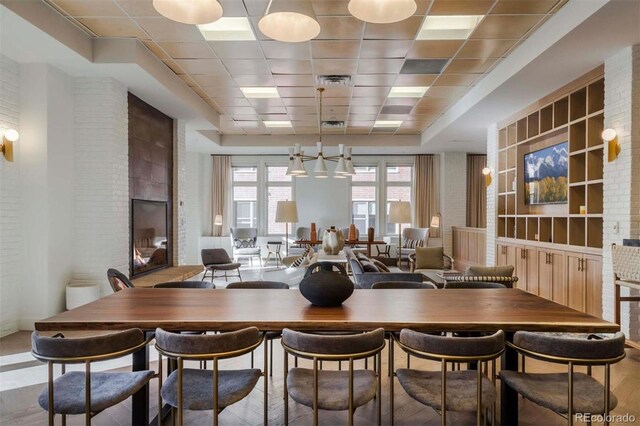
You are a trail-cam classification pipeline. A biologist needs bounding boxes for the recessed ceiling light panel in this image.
[264,120,292,128]
[374,120,402,128]
[417,15,483,40]
[240,87,280,98]
[198,17,256,41]
[388,86,428,98]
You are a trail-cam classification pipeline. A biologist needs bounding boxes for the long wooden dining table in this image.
[35,288,619,426]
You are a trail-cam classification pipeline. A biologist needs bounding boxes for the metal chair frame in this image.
[202,266,242,283]
[281,340,386,426]
[391,333,504,426]
[506,340,625,426]
[31,335,155,426]
[155,333,267,426]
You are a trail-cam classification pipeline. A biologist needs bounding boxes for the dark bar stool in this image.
[500,331,625,426]
[391,329,504,426]
[31,329,155,426]
[281,328,385,426]
[201,248,242,282]
[154,281,215,289]
[106,268,134,292]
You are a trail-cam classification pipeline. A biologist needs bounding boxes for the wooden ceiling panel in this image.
[349,105,383,114]
[433,73,481,86]
[322,86,353,98]
[136,18,205,41]
[268,60,313,74]
[223,59,272,75]
[278,87,316,97]
[218,0,250,17]
[142,41,168,59]
[311,0,350,16]
[287,107,317,117]
[349,114,379,121]
[313,59,358,75]
[428,0,494,15]
[210,41,264,59]
[115,1,162,17]
[311,41,361,59]
[317,17,364,40]
[282,97,317,106]
[177,74,198,87]
[273,75,315,86]
[394,74,438,86]
[157,42,215,59]
[191,74,236,86]
[161,59,182,74]
[353,74,398,86]
[215,98,253,107]
[491,0,558,15]
[443,58,497,74]
[357,59,404,74]
[350,97,385,106]
[384,98,420,107]
[471,15,542,39]
[407,40,464,59]
[261,41,312,59]
[457,39,516,58]
[363,17,423,40]
[360,40,413,59]
[232,74,275,86]
[323,97,352,106]
[174,59,226,74]
[352,86,391,98]
[248,98,285,108]
[76,17,149,38]
[425,86,467,99]
[202,86,244,98]
[53,0,126,17]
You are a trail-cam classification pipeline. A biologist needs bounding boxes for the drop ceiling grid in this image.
[45,0,568,136]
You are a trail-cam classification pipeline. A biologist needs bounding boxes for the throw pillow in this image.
[289,247,312,268]
[360,260,380,273]
[415,247,444,270]
[465,265,514,277]
[371,258,391,272]
[402,238,424,249]
[234,238,256,249]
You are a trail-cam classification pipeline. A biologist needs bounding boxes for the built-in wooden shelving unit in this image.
[496,75,605,251]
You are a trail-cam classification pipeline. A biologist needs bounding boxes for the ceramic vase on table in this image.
[322,227,345,255]
[299,262,353,306]
[348,224,357,241]
[310,222,317,243]
[367,227,374,242]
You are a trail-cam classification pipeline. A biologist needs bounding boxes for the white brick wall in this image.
[185,152,203,264]
[173,119,186,265]
[485,124,498,266]
[440,152,467,255]
[73,78,129,295]
[603,45,640,340]
[0,55,21,337]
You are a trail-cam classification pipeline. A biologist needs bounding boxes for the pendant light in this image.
[285,147,295,175]
[345,147,356,176]
[290,144,306,175]
[259,0,320,43]
[348,0,417,24]
[314,142,328,178]
[334,144,348,175]
[153,0,223,25]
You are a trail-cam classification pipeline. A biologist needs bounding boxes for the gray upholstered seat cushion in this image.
[234,247,261,255]
[396,369,496,412]
[162,368,261,410]
[465,265,514,277]
[287,368,376,411]
[205,263,241,271]
[513,331,625,360]
[499,371,618,414]
[38,370,154,415]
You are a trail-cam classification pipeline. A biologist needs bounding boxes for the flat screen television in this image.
[131,199,169,276]
[524,142,568,205]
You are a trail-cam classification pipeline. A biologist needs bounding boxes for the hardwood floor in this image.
[1,330,639,425]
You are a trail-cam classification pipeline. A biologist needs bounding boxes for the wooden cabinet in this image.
[496,240,601,317]
[452,227,486,271]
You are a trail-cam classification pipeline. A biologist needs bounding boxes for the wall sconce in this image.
[482,167,492,187]
[213,214,223,226]
[1,129,19,162]
[602,128,620,162]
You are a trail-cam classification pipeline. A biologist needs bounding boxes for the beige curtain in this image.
[466,154,487,228]
[412,155,440,237]
[211,155,231,236]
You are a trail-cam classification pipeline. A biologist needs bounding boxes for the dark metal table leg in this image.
[501,332,518,426]
[132,332,150,426]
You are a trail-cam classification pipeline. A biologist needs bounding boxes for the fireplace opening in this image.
[131,199,170,276]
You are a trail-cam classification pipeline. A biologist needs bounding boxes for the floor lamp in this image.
[276,200,298,257]
[389,201,412,267]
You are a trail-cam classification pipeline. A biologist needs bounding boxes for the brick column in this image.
[173,119,186,265]
[485,124,499,266]
[440,152,467,256]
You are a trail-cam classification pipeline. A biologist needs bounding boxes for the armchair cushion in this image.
[402,238,424,249]
[233,239,256,249]
[370,258,390,272]
[415,247,444,270]
[360,260,379,273]
[465,265,514,277]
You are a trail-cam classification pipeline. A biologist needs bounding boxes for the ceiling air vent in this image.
[322,120,345,128]
[316,75,352,86]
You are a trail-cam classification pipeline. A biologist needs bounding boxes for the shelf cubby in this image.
[507,170,516,193]
[507,123,517,146]
[498,195,506,215]
[528,112,539,138]
[569,185,586,215]
[587,78,604,114]
[586,148,604,181]
[569,217,586,246]
[570,88,587,121]
[506,218,516,238]
[527,217,539,241]
[499,173,507,194]
[499,150,507,171]
[539,217,553,243]
[507,146,516,169]
[540,104,553,133]
[516,118,528,142]
[587,183,603,214]
[506,193,516,215]
[587,217,603,248]
[553,217,568,244]
[516,218,527,240]
[587,113,604,148]
[498,217,506,238]
[569,121,586,152]
[499,128,507,149]
[554,97,569,128]
[569,153,586,183]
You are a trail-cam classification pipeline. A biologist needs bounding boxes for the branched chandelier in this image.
[285,88,356,179]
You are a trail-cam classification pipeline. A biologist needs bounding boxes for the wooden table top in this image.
[294,240,386,245]
[35,288,618,334]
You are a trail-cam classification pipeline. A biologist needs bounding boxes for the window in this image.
[266,166,292,235]
[386,165,413,235]
[232,167,257,228]
[351,167,377,235]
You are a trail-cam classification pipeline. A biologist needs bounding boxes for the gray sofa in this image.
[345,248,423,289]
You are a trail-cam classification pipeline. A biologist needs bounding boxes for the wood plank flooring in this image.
[1,330,639,425]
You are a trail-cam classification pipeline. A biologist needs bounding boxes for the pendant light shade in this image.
[348,0,417,24]
[286,147,295,175]
[259,0,321,43]
[314,142,328,177]
[153,0,223,25]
